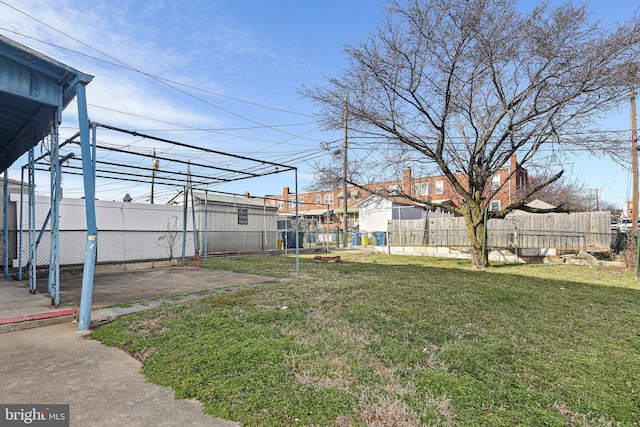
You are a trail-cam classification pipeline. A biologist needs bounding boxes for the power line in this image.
[72,101,322,147]
[0,23,333,158]
[81,102,316,131]
[0,26,313,118]
[0,4,318,140]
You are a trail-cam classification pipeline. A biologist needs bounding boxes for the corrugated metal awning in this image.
[0,35,93,171]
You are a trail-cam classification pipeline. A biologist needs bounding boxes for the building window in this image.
[324,194,333,205]
[490,201,501,212]
[299,197,304,207]
[277,200,284,209]
[435,181,444,195]
[414,182,429,196]
[277,219,293,230]
[316,195,322,205]
[238,208,248,225]
[324,210,334,223]
[490,174,500,190]
[289,197,296,209]
[338,191,351,200]
[351,190,360,200]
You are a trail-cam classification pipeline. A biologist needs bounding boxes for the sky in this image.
[0,0,638,209]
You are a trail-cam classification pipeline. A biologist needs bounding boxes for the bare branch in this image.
[303,0,640,268]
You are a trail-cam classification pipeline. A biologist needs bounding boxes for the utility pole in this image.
[151,150,158,204]
[342,95,349,247]
[631,83,638,234]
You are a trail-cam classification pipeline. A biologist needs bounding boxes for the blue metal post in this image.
[28,147,36,293]
[77,83,97,331]
[4,170,9,278]
[204,190,208,262]
[48,122,61,306]
[48,131,55,294]
[35,210,51,249]
[54,133,61,306]
[17,167,24,281]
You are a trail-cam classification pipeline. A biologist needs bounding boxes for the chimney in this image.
[244,191,250,198]
[283,187,290,212]
[402,167,412,195]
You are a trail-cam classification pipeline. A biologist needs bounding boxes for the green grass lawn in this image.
[91,253,640,426]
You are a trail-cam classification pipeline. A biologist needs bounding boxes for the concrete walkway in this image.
[0,321,238,426]
[0,280,75,333]
[0,268,282,427]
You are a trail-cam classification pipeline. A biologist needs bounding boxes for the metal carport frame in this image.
[0,35,94,329]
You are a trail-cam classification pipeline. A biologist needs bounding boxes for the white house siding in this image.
[357,196,394,234]
[358,195,428,234]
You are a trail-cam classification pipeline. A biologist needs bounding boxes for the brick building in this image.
[266,154,528,231]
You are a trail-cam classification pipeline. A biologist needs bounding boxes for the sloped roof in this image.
[168,191,278,210]
[356,193,451,209]
[0,35,93,171]
[509,199,557,215]
[525,199,556,210]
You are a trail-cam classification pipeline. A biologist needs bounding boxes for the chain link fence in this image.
[202,229,353,253]
[1,229,197,269]
[0,228,349,269]
[1,226,615,270]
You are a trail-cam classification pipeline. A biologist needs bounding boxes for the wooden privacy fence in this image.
[388,211,612,252]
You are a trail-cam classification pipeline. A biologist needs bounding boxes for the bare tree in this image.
[304,0,640,269]
[519,173,591,212]
[157,216,180,260]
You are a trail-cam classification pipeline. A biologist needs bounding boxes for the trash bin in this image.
[352,232,361,246]
[277,240,283,250]
[362,236,370,246]
[282,230,304,248]
[308,232,316,243]
[374,231,387,246]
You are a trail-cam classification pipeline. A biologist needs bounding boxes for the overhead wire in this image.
[4,2,632,202]
[0,5,334,171]
[0,8,322,144]
[0,25,313,118]
[70,101,322,147]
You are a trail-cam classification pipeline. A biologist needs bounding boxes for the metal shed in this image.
[169,191,280,254]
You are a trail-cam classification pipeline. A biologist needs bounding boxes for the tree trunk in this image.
[464,208,489,270]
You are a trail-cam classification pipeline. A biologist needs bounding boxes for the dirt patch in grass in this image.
[358,395,421,427]
[37,267,275,309]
